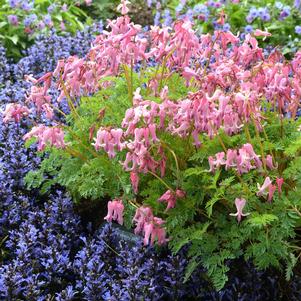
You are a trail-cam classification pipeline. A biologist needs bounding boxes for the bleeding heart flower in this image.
[257,177,272,197]
[229,198,250,222]
[104,199,124,225]
[276,177,284,195]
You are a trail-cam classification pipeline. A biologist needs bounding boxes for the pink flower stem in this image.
[129,199,139,209]
[148,170,174,193]
[59,76,81,120]
[244,124,252,145]
[250,111,267,174]
[159,46,177,91]
[123,64,133,102]
[65,146,87,161]
[261,124,276,163]
[48,102,68,118]
[160,141,180,187]
[66,128,100,158]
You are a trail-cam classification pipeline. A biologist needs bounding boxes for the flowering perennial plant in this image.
[8,2,301,289]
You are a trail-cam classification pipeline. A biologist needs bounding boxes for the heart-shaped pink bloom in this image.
[104,199,124,225]
[276,177,284,194]
[257,177,272,196]
[229,198,250,222]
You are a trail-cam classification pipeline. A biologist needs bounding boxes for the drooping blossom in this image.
[254,29,271,37]
[276,177,284,195]
[117,0,131,15]
[268,184,277,202]
[143,217,167,246]
[257,176,272,197]
[229,198,250,222]
[130,171,139,194]
[41,104,54,120]
[158,189,185,211]
[132,206,153,235]
[266,155,277,169]
[104,199,124,225]
[208,152,226,172]
[209,144,262,174]
[26,85,51,112]
[2,103,30,123]
[93,127,125,158]
[23,125,66,151]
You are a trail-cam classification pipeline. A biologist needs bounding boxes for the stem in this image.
[244,124,252,144]
[160,141,180,188]
[217,134,227,153]
[159,46,177,91]
[48,102,68,119]
[123,64,133,102]
[103,240,121,256]
[59,76,80,119]
[65,146,87,161]
[129,199,139,209]
[250,113,267,174]
[66,128,100,159]
[148,170,174,192]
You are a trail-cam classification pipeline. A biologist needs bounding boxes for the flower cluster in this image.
[208,143,263,174]
[23,125,66,151]
[132,206,167,245]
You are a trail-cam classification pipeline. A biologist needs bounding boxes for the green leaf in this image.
[247,214,278,228]
[285,253,297,281]
[184,257,201,283]
[6,35,18,45]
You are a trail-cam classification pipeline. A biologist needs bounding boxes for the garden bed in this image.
[2,0,301,300]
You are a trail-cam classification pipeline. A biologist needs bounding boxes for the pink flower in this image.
[208,156,215,172]
[133,88,143,105]
[2,103,30,123]
[208,152,225,172]
[133,206,154,235]
[215,152,226,167]
[225,149,237,170]
[254,29,271,37]
[276,177,284,195]
[93,127,125,158]
[176,189,186,198]
[117,0,131,15]
[266,155,277,169]
[158,190,176,210]
[143,217,167,246]
[60,22,66,31]
[130,171,139,194]
[257,176,272,197]
[23,125,66,151]
[158,189,185,211]
[104,199,124,225]
[160,86,169,100]
[239,143,262,169]
[229,198,250,222]
[41,104,54,120]
[268,184,277,202]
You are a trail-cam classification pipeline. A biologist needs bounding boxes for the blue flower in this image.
[223,23,231,32]
[245,25,253,33]
[295,26,301,34]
